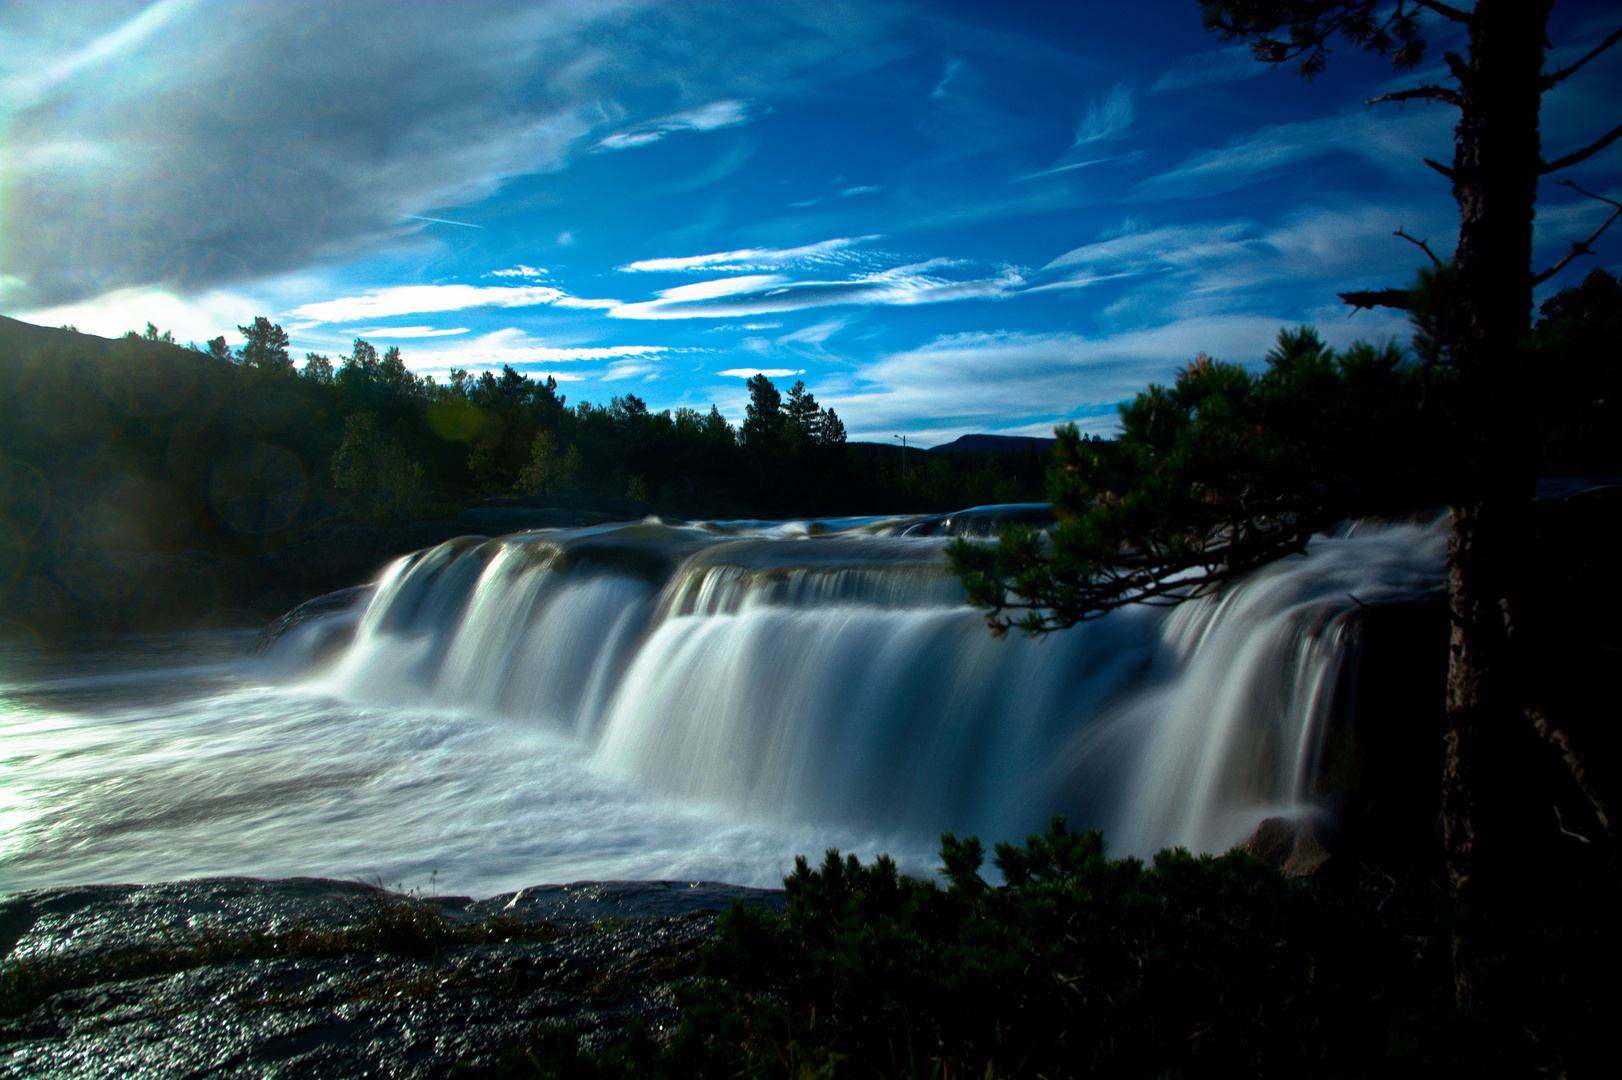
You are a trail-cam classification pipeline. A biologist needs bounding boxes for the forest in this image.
[0,313,1048,637]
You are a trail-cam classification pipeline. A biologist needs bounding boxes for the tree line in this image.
[0,311,1048,567]
[205,317,1043,519]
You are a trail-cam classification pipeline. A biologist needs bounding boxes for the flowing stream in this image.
[0,508,1445,898]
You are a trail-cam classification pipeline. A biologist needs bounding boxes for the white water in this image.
[0,511,1445,899]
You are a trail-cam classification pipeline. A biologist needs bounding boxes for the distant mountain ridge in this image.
[926,434,1056,455]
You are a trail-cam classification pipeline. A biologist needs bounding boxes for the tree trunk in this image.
[1438,0,1550,1005]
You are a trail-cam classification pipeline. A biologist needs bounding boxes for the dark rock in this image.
[899,503,1056,538]
[1239,817,1332,878]
[456,507,623,532]
[477,494,652,518]
[1532,475,1622,500]
[0,876,783,1079]
[262,522,473,597]
[1310,598,1450,861]
[251,585,374,657]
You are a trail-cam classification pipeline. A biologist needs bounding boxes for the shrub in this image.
[487,819,1460,1078]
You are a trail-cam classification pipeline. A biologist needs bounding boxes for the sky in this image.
[3,0,1618,446]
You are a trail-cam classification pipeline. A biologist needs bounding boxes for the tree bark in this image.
[1438,0,1551,1005]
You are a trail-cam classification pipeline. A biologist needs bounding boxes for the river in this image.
[0,508,1445,899]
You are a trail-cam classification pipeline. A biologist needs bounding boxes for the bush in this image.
[485,819,1466,1078]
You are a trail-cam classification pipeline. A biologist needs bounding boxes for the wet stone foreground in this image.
[0,876,785,1079]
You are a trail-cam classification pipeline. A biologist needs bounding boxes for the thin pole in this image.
[894,434,906,482]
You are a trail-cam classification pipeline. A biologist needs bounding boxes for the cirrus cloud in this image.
[717,367,804,378]
[619,236,883,273]
[610,262,1027,319]
[288,284,619,324]
[593,99,756,152]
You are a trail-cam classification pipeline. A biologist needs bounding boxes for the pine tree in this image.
[344,338,380,383]
[742,374,783,445]
[818,407,846,446]
[785,380,822,442]
[954,0,1622,1008]
[301,352,334,383]
[237,316,292,376]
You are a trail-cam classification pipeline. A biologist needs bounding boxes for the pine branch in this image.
[1543,25,1622,88]
[1423,158,1457,181]
[1443,50,1472,87]
[1367,85,1463,108]
[1528,705,1615,843]
[1410,0,1473,23]
[1531,181,1622,285]
[1395,229,1444,266]
[1541,122,1622,175]
[1338,287,1413,312]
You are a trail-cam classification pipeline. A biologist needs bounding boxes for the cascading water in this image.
[278,510,1447,859]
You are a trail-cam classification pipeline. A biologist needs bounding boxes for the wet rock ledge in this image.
[0,876,783,1079]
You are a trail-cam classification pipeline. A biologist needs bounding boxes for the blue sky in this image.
[3,1,1618,445]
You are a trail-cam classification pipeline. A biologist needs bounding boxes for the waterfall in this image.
[272,510,1447,857]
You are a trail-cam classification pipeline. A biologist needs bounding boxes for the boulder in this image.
[0,876,784,1079]
[1239,816,1332,878]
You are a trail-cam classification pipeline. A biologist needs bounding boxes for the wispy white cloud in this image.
[403,214,484,229]
[619,236,882,273]
[593,99,754,152]
[3,140,121,174]
[4,0,198,114]
[1074,83,1133,145]
[1013,151,1145,183]
[384,328,668,377]
[487,265,548,279]
[788,181,884,208]
[603,359,662,381]
[287,283,618,323]
[1137,106,1452,198]
[614,208,1401,324]
[1150,47,1264,93]
[775,317,851,347]
[1037,205,1454,323]
[930,58,962,99]
[1533,184,1622,249]
[718,367,804,378]
[609,262,1026,320]
[1044,221,1256,274]
[350,326,470,338]
[839,315,1361,443]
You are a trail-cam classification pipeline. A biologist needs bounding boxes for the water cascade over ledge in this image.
[273,509,1448,859]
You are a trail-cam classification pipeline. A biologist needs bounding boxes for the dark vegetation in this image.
[951,268,1620,632]
[952,0,1622,1019]
[469,820,1609,1077]
[0,315,1043,638]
